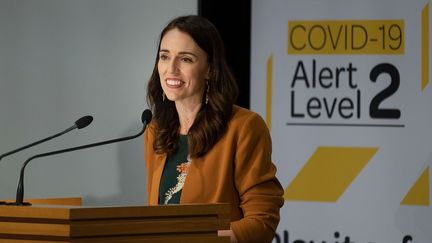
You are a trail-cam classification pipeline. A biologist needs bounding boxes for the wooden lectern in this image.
[0,198,230,242]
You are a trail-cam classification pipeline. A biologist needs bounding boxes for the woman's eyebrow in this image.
[159,49,198,57]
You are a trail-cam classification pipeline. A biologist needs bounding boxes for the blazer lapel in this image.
[149,153,166,205]
[180,156,202,203]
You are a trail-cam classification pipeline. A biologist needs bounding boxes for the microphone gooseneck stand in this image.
[11,109,151,206]
[0,115,93,205]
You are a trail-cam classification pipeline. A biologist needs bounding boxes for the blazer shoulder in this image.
[230,105,268,131]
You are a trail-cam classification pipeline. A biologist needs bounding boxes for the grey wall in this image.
[0,0,196,205]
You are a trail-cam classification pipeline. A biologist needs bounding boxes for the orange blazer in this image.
[144,105,284,243]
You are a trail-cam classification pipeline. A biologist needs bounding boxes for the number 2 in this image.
[369,63,401,119]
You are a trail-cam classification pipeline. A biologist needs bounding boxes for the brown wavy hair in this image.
[146,15,238,158]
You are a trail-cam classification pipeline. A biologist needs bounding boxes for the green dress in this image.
[158,135,191,205]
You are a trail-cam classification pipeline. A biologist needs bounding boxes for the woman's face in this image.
[158,28,209,107]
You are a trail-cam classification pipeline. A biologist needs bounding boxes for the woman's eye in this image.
[159,54,168,60]
[182,57,193,63]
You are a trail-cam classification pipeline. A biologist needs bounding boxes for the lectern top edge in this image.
[0,203,231,221]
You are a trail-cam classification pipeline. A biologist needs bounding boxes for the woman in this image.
[144,15,284,243]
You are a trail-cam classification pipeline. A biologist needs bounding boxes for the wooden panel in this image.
[69,217,226,236]
[0,222,69,236]
[0,202,230,242]
[0,235,230,243]
[26,197,82,206]
[0,205,71,219]
[1,197,82,206]
[0,217,229,237]
[72,235,231,243]
[68,203,230,220]
[0,203,230,221]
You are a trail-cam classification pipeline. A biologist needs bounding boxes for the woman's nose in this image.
[167,59,179,74]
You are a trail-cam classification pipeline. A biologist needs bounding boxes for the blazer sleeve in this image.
[230,112,284,243]
[144,122,157,204]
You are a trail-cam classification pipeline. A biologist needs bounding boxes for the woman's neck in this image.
[175,102,202,135]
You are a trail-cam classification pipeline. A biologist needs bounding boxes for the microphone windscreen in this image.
[75,115,93,129]
[141,109,152,124]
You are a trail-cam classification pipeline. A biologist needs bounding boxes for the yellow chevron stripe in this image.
[422,3,429,91]
[401,166,430,206]
[266,55,273,131]
[284,147,378,202]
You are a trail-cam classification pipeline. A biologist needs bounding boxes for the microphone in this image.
[12,109,152,206]
[0,115,93,161]
[0,115,93,206]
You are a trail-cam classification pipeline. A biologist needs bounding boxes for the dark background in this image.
[199,0,251,109]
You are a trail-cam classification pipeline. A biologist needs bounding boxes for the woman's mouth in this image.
[166,79,184,88]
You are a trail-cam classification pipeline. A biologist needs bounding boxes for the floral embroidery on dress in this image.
[164,156,191,204]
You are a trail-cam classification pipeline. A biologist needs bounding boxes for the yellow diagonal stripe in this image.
[421,3,429,91]
[401,166,430,206]
[284,147,378,202]
[265,55,273,131]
